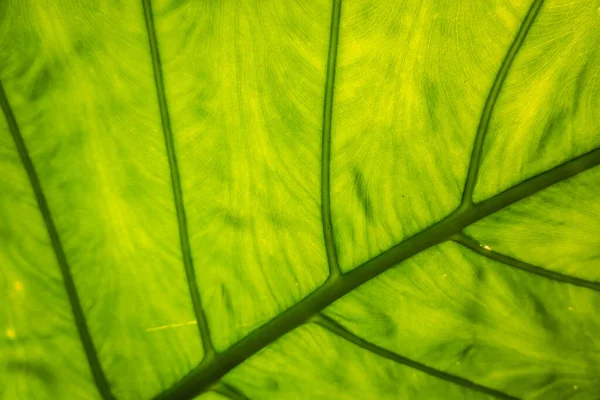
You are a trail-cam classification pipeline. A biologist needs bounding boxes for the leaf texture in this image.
[1,0,599,399]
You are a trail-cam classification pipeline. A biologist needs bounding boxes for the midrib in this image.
[154,147,600,400]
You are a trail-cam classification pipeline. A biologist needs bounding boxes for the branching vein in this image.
[453,232,600,292]
[155,147,600,400]
[461,0,545,206]
[212,382,252,400]
[312,314,518,400]
[0,82,115,399]
[5,0,590,397]
[142,0,215,358]
[321,0,343,279]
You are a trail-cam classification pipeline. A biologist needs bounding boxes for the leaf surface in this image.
[0,0,599,399]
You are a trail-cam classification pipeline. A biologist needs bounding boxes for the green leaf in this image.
[1,0,599,399]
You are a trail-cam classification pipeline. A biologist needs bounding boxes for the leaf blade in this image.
[154,148,600,399]
[466,166,600,283]
[313,313,517,400]
[474,0,600,201]
[325,241,600,398]
[1,0,599,398]
[461,0,545,206]
[329,0,534,271]
[453,232,600,291]
[0,1,204,397]
[152,0,332,351]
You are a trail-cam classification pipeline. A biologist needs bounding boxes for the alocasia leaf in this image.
[1,0,599,398]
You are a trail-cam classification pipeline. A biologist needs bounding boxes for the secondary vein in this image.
[461,0,545,206]
[154,148,600,400]
[321,0,343,279]
[453,232,600,292]
[0,82,115,400]
[141,0,215,358]
[312,314,518,400]
[212,382,252,400]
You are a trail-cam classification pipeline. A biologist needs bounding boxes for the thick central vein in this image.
[461,0,545,206]
[154,147,600,400]
[142,0,215,358]
[0,82,115,400]
[321,0,343,278]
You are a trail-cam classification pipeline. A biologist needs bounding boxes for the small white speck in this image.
[482,245,492,251]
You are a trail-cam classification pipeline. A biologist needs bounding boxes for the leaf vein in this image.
[312,313,519,400]
[321,0,343,279]
[0,81,115,400]
[154,148,600,400]
[212,382,252,400]
[141,0,215,358]
[461,0,545,206]
[453,232,600,292]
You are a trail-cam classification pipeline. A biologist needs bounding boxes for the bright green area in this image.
[152,0,331,351]
[0,1,203,398]
[0,0,599,399]
[330,0,530,271]
[325,241,600,399]
[193,393,227,400]
[0,106,100,399]
[224,324,490,399]
[474,0,600,202]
